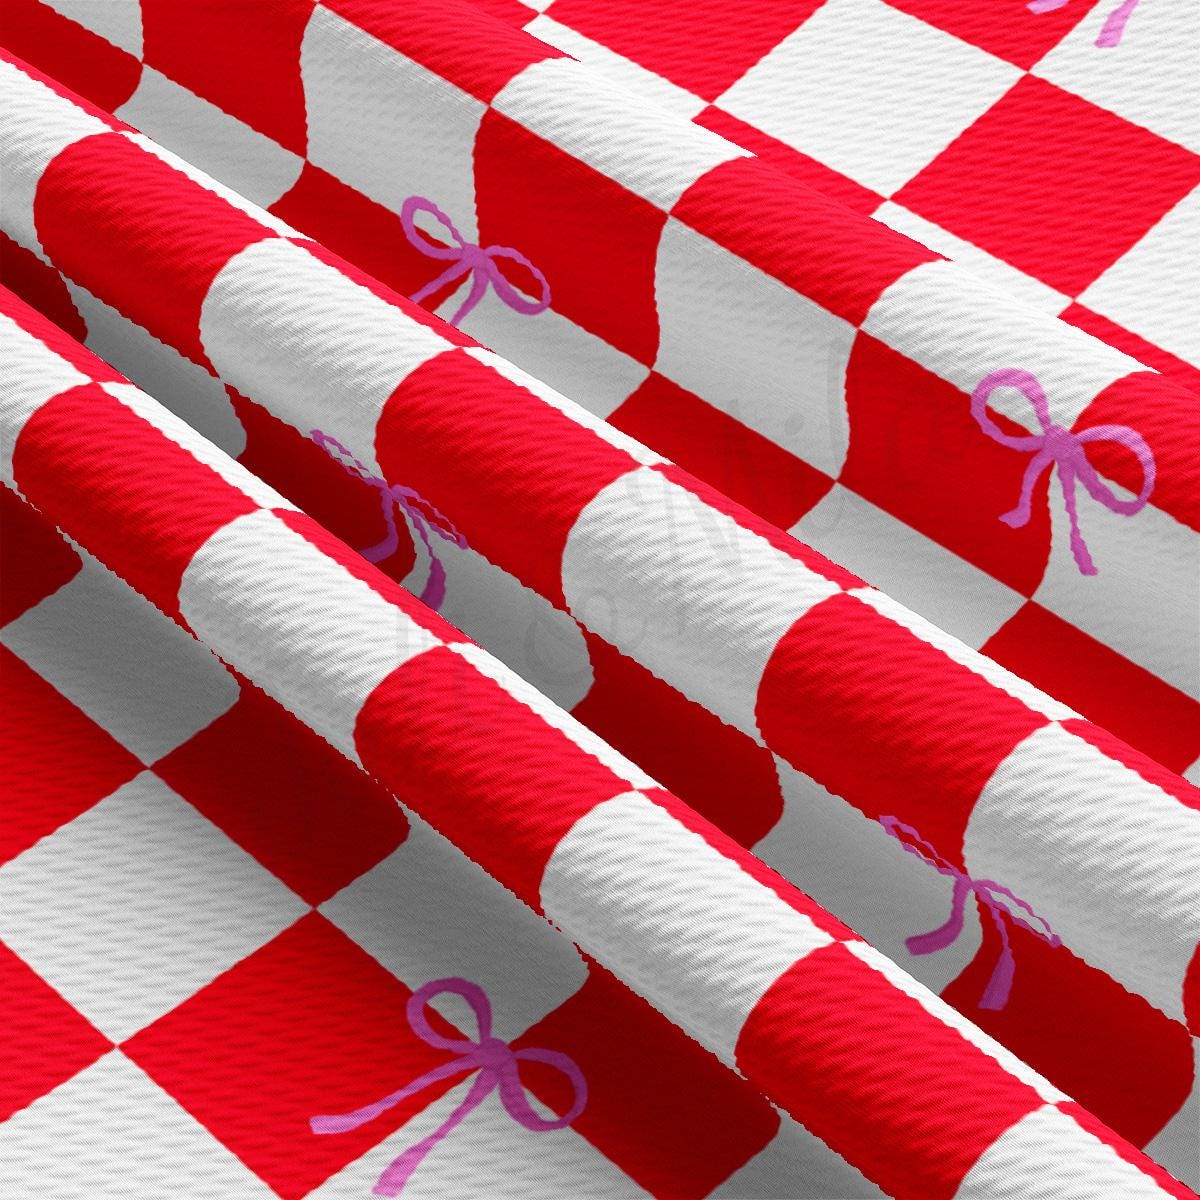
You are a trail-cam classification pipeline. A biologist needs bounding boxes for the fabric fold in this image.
[1,49,1197,1179]
[6,281,1191,1200]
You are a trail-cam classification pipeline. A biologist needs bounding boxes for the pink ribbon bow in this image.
[882,816,1060,1010]
[310,429,467,611]
[1027,0,1142,47]
[402,195,551,327]
[311,978,587,1197]
[970,368,1154,576]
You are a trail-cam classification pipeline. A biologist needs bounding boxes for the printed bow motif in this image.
[970,368,1155,576]
[1027,0,1143,47]
[311,978,587,1197]
[402,195,551,327]
[310,429,467,611]
[881,816,1061,1011]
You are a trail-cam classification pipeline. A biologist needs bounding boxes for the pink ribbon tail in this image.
[1097,0,1140,46]
[906,875,971,957]
[372,1071,496,1197]
[978,906,1017,1011]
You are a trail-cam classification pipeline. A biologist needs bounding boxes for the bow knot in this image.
[881,816,1060,1011]
[311,978,586,1197]
[402,195,550,327]
[970,368,1155,575]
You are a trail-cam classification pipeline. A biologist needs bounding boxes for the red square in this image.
[124,914,465,1200]
[0,647,141,865]
[983,603,1200,774]
[141,0,315,155]
[517,964,779,1197]
[474,111,664,365]
[14,384,259,623]
[548,0,825,102]
[736,942,1043,1200]
[0,485,81,628]
[356,647,629,911]
[0,231,87,345]
[610,371,835,531]
[841,334,1052,595]
[882,0,1090,68]
[756,593,1048,865]
[155,680,410,906]
[896,77,1200,295]
[377,348,638,606]
[34,133,276,369]
[0,941,111,1121]
[571,631,786,847]
[941,906,1195,1153]
[674,158,937,326]
[1,0,141,114]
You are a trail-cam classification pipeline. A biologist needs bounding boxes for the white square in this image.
[199,238,451,475]
[302,5,485,237]
[178,510,443,766]
[792,485,1026,649]
[116,68,304,211]
[1079,186,1200,367]
[492,58,747,210]
[0,774,306,1042]
[1033,0,1200,155]
[321,811,587,1042]
[716,0,1020,195]
[456,288,650,420]
[1,548,239,764]
[654,216,855,477]
[0,1053,277,1200]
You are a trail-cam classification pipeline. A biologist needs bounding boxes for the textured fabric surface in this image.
[1,4,1198,1198]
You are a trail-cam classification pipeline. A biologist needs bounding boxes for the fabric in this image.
[0,4,1197,1199]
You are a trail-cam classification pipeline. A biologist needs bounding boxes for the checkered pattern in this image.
[4,0,1195,786]
[1,47,1199,1193]
[9,285,1193,1199]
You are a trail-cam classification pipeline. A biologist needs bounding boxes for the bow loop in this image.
[971,368,1155,575]
[402,194,550,326]
[310,977,586,1196]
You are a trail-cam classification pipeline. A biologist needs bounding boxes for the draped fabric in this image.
[1,3,1197,1198]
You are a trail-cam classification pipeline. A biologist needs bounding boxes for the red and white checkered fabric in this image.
[3,0,1196,778]
[1,5,1198,1196]
[6,284,1190,1199]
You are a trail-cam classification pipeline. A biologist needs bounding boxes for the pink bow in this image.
[970,368,1154,576]
[310,429,466,611]
[881,816,1060,1011]
[311,978,587,1197]
[1027,0,1142,47]
[402,195,550,327]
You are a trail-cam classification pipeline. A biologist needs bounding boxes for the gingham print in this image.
[3,0,1196,781]
[9,281,1194,1200]
[1,47,1198,1191]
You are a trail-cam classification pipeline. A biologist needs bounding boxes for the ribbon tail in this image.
[1097,0,1138,46]
[979,911,1016,1011]
[999,452,1050,530]
[396,499,449,611]
[906,877,970,956]
[1059,466,1098,576]
[359,492,402,564]
[410,259,472,307]
[372,1072,495,1197]
[448,271,490,327]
